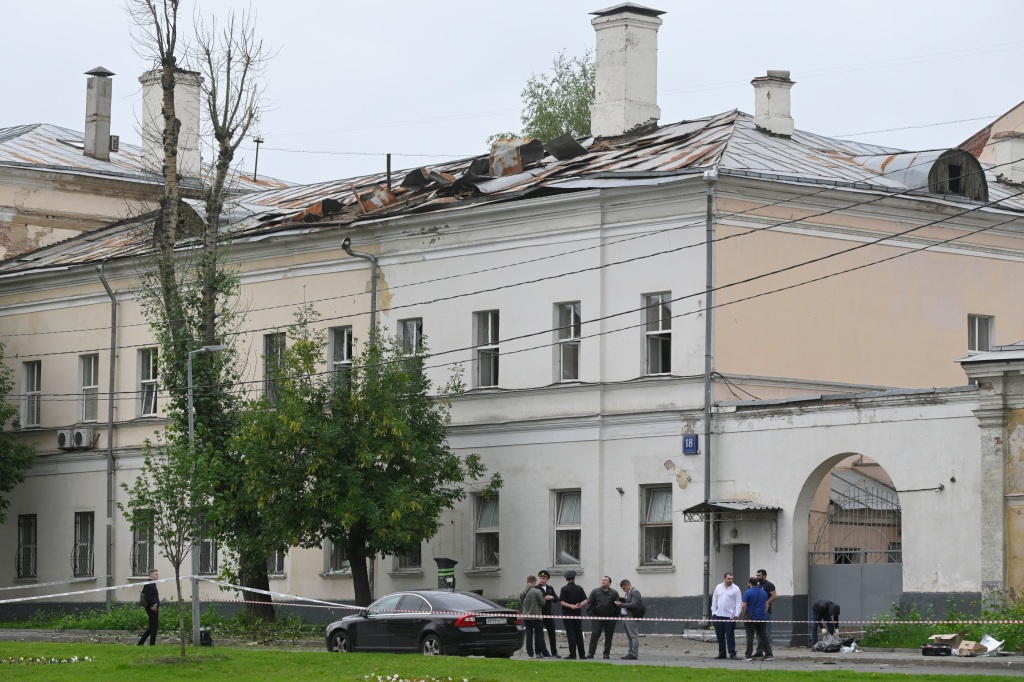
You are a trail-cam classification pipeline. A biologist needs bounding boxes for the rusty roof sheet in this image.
[4,110,1024,275]
[0,123,290,194]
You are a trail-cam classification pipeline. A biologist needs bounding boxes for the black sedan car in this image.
[325,589,524,657]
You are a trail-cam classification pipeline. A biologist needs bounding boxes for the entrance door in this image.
[733,544,749,584]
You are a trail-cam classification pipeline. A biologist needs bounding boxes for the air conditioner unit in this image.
[73,428,96,450]
[57,429,75,450]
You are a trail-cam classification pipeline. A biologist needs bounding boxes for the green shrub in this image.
[861,602,937,648]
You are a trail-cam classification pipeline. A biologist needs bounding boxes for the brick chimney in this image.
[84,67,115,161]
[751,70,795,137]
[139,69,203,177]
[589,3,665,138]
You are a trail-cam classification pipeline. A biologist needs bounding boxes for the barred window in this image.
[131,514,155,576]
[72,512,94,577]
[17,515,37,579]
[199,525,218,575]
[395,545,422,571]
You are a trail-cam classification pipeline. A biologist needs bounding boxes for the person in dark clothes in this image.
[536,570,560,657]
[740,577,772,661]
[755,569,777,655]
[811,599,841,645]
[520,575,550,658]
[137,569,160,646]
[558,570,588,659]
[586,575,619,659]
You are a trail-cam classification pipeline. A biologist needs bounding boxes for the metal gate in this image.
[808,473,903,631]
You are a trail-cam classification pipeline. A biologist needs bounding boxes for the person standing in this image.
[520,575,550,658]
[536,570,560,657]
[811,599,841,645]
[710,572,742,659]
[755,569,778,655]
[558,570,588,659]
[137,569,160,646]
[586,575,619,659]
[614,579,642,660]
[740,577,773,662]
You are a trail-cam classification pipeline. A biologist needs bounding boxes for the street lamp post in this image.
[186,344,226,647]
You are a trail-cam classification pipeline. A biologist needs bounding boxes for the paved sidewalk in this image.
[1,627,1020,675]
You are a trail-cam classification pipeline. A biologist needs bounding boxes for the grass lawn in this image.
[0,642,1020,682]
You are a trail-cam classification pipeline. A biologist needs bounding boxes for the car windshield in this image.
[427,592,504,612]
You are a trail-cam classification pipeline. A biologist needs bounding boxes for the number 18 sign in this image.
[683,434,699,455]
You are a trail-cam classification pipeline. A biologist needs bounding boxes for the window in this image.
[267,549,286,575]
[327,539,350,574]
[644,293,672,374]
[331,326,353,371]
[72,512,94,576]
[130,514,155,576]
[557,302,581,381]
[263,332,286,404]
[395,545,422,571]
[80,354,99,422]
[968,315,993,352]
[948,164,962,195]
[475,311,499,387]
[834,547,861,565]
[139,348,158,416]
[474,496,499,568]
[399,318,423,355]
[23,361,41,427]
[887,541,902,565]
[199,525,218,575]
[555,491,581,566]
[17,515,37,579]
[641,486,673,565]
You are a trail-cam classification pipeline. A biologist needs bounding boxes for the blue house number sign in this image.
[682,434,699,455]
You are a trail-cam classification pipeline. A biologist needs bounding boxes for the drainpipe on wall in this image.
[701,169,717,622]
[95,264,117,611]
[341,237,378,597]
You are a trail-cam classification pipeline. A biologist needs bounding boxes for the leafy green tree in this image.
[490,49,595,144]
[0,340,35,524]
[118,440,213,659]
[234,308,500,605]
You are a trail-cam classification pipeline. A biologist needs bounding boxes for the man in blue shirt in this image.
[740,576,773,661]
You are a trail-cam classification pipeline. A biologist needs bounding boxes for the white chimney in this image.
[751,70,795,137]
[139,69,203,177]
[993,132,1024,184]
[84,66,115,161]
[589,3,665,138]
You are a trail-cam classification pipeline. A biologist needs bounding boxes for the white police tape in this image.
[0,576,180,605]
[0,577,98,592]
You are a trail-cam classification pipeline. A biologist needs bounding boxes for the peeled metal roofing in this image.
[0,123,290,194]
[4,109,1024,274]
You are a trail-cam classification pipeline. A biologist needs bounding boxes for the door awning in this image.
[682,500,781,523]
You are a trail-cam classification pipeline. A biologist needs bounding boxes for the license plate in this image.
[485,618,506,625]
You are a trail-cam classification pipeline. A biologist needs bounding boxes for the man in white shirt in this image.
[710,572,742,659]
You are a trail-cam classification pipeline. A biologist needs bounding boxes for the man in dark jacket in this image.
[740,577,772,661]
[811,599,841,645]
[536,570,560,657]
[137,569,160,646]
[558,570,587,659]
[520,575,549,658]
[615,579,643,660]
[586,575,619,659]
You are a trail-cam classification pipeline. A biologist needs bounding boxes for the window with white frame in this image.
[968,315,994,352]
[263,332,286,404]
[474,496,499,567]
[331,326,353,371]
[267,549,286,575]
[555,491,581,566]
[641,486,673,565]
[199,525,218,575]
[23,361,41,427]
[17,514,37,579]
[395,545,422,571]
[130,513,155,576]
[644,293,672,374]
[326,538,350,574]
[72,512,94,576]
[557,302,581,381]
[399,318,423,355]
[475,310,499,387]
[81,354,99,422]
[139,348,158,417]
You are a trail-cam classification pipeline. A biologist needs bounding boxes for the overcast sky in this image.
[5,1,1023,185]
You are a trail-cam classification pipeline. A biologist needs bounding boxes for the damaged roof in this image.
[4,110,1024,275]
[0,122,289,194]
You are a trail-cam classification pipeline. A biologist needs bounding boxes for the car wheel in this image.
[420,633,444,656]
[329,630,350,653]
